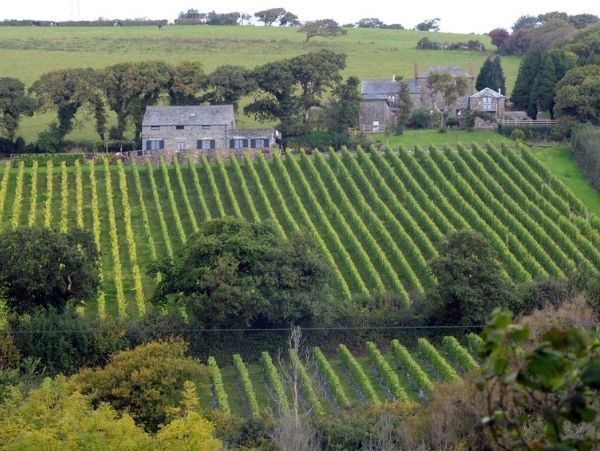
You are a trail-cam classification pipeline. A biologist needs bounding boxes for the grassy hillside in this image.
[1,142,598,318]
[0,26,522,142]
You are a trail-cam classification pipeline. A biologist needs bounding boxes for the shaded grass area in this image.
[373,129,514,149]
[530,144,600,218]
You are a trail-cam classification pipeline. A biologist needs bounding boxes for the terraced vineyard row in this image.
[201,336,478,417]
[0,143,598,316]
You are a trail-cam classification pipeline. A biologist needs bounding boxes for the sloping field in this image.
[203,335,481,417]
[0,143,598,318]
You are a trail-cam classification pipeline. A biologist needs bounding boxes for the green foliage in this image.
[391,339,433,394]
[339,344,380,405]
[480,310,600,449]
[417,338,459,381]
[233,353,260,418]
[475,56,506,93]
[151,217,336,329]
[511,46,544,117]
[427,229,517,326]
[313,346,351,408]
[366,341,408,401]
[322,75,361,133]
[555,65,600,124]
[425,72,468,124]
[0,77,35,141]
[75,338,207,432]
[10,152,85,167]
[203,65,254,112]
[0,227,99,313]
[207,357,230,414]
[299,19,346,43]
[442,336,479,371]
[571,126,600,196]
[260,351,289,416]
[288,348,324,415]
[416,18,440,32]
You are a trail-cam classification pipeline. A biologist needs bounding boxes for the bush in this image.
[510,129,526,141]
[10,153,86,167]
[93,140,137,153]
[11,308,128,375]
[408,107,440,129]
[571,126,600,193]
[498,124,571,141]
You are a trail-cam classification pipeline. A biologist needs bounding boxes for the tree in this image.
[538,11,569,24]
[203,65,255,112]
[167,61,206,105]
[395,79,413,127]
[512,15,539,31]
[206,11,240,26]
[279,12,299,27]
[475,56,506,93]
[427,230,517,325]
[356,18,384,28]
[0,78,35,141]
[75,338,207,433]
[254,8,286,26]
[568,13,599,29]
[150,218,336,329]
[30,68,106,144]
[488,28,510,52]
[299,19,347,43]
[425,72,467,127]
[530,49,576,119]
[0,227,99,313]
[415,18,440,31]
[554,64,600,124]
[101,61,171,139]
[479,310,600,449]
[511,46,544,118]
[322,76,361,133]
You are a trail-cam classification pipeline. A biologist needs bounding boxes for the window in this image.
[150,125,160,130]
[146,140,164,151]
[251,138,269,148]
[197,139,215,150]
[229,138,248,149]
[372,121,380,132]
[176,141,185,151]
[388,95,396,103]
[201,125,210,130]
[176,125,184,130]
[482,96,494,111]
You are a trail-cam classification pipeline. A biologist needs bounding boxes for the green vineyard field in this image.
[201,337,478,417]
[0,143,598,317]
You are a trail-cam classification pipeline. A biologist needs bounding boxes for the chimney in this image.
[468,61,474,76]
[392,74,396,81]
[498,88,502,95]
[414,63,419,79]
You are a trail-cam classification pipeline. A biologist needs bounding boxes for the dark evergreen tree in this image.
[531,57,557,118]
[492,56,507,94]
[511,46,544,118]
[476,56,506,94]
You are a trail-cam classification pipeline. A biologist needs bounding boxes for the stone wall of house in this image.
[359,100,396,132]
[141,124,230,151]
[116,148,271,166]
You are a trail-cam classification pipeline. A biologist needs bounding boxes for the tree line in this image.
[0,50,360,151]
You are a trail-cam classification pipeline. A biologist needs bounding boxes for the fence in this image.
[501,119,559,127]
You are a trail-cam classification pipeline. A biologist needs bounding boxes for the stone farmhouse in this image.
[468,87,506,120]
[359,64,476,132]
[141,105,278,152]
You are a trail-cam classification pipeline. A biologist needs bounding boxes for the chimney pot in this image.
[414,63,419,79]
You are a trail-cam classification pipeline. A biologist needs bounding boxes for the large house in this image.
[468,87,506,120]
[141,105,278,151]
[359,64,475,132]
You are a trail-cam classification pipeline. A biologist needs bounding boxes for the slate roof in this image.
[470,87,506,98]
[362,79,400,100]
[142,105,235,127]
[406,78,421,94]
[418,65,474,79]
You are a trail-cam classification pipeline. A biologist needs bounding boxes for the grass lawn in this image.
[0,25,521,143]
[371,129,514,149]
[530,144,600,217]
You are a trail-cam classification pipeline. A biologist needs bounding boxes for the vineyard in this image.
[199,335,481,417]
[0,143,598,317]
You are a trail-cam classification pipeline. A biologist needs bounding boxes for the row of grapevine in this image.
[187,157,211,220]
[461,146,574,274]
[43,161,53,228]
[293,150,386,293]
[208,356,230,414]
[414,146,529,281]
[0,164,11,228]
[308,150,409,300]
[88,161,106,318]
[366,341,408,401]
[288,349,324,415]
[339,344,380,405]
[340,148,435,287]
[442,336,478,371]
[10,161,25,230]
[260,351,290,416]
[229,156,260,223]
[325,149,426,293]
[117,160,145,315]
[27,161,38,227]
[145,160,175,258]
[131,162,159,262]
[313,347,351,408]
[233,354,261,418]
[159,157,187,244]
[172,157,199,233]
[417,337,459,382]
[59,161,69,233]
[102,160,127,317]
[202,155,226,217]
[264,154,351,297]
[391,339,434,394]
[215,155,243,218]
[446,146,555,277]
[279,152,369,295]
[74,160,84,228]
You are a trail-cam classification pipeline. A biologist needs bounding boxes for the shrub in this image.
[510,129,526,141]
[10,153,85,167]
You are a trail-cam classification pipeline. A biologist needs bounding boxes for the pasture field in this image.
[1,142,598,318]
[0,25,522,142]
[202,336,480,417]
